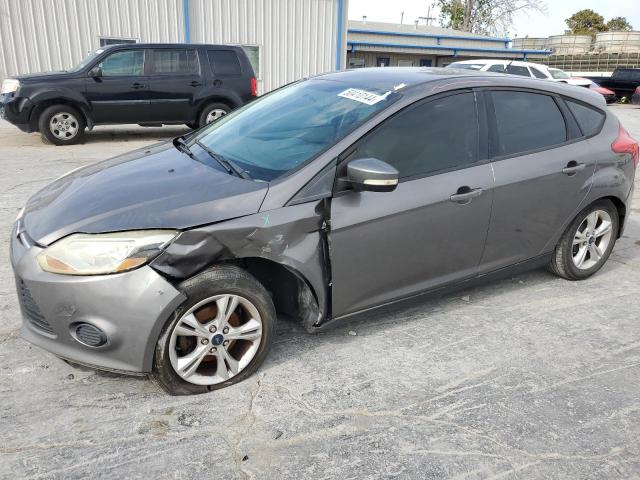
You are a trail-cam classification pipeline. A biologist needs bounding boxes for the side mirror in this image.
[88,66,102,78]
[346,158,399,192]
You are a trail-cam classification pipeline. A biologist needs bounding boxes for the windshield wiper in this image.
[195,140,251,180]
[173,136,197,159]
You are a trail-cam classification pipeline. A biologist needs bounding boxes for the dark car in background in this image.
[1,43,257,145]
[11,68,637,395]
[586,68,640,101]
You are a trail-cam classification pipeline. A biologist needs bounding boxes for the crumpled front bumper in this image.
[10,227,186,373]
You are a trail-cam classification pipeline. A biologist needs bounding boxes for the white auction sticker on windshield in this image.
[338,88,391,105]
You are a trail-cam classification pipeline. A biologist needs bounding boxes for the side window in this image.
[150,49,198,75]
[566,100,605,137]
[490,91,567,157]
[530,67,548,79]
[350,92,478,179]
[506,65,531,77]
[487,64,506,73]
[614,69,630,81]
[208,50,242,76]
[99,50,144,76]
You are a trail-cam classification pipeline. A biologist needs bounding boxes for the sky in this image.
[348,0,640,39]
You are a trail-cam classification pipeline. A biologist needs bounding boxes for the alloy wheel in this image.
[205,109,227,124]
[168,294,263,385]
[572,209,613,270]
[49,112,79,140]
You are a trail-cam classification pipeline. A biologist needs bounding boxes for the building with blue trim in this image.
[347,20,551,68]
[0,0,349,94]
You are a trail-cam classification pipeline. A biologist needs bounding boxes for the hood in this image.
[13,71,75,82]
[23,142,268,245]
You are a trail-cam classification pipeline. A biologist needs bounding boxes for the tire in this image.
[151,265,275,395]
[550,199,619,281]
[38,104,86,146]
[185,122,199,130]
[197,102,231,128]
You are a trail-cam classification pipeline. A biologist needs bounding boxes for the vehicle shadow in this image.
[81,126,191,144]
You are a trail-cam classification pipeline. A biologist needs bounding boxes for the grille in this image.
[17,279,55,335]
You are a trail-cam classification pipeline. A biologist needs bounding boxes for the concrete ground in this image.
[1,105,639,480]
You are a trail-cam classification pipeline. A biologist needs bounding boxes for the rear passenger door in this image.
[147,48,202,122]
[479,89,600,271]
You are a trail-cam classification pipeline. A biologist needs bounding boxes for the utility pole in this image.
[425,1,436,26]
[400,11,404,24]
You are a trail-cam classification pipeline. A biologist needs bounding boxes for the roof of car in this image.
[313,67,606,108]
[316,66,492,89]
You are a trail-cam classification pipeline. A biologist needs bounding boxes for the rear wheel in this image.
[550,200,619,280]
[151,265,275,395]
[198,102,231,128]
[38,104,86,145]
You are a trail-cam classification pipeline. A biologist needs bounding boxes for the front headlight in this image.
[1,79,20,94]
[37,230,178,275]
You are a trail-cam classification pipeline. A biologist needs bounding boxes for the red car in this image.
[632,86,640,106]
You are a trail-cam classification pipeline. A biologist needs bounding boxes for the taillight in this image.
[250,77,257,97]
[612,124,639,168]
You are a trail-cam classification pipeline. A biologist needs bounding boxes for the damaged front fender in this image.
[150,200,331,330]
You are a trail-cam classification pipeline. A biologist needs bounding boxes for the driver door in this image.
[329,91,494,318]
[85,49,152,123]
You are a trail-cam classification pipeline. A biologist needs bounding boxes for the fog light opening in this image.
[74,323,108,347]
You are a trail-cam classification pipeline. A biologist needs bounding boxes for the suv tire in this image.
[198,102,231,127]
[38,104,86,145]
[151,265,275,395]
[550,199,619,281]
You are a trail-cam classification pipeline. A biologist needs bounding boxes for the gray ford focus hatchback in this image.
[11,68,637,395]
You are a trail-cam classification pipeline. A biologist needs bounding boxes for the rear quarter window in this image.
[490,90,567,157]
[565,100,605,137]
[208,50,242,76]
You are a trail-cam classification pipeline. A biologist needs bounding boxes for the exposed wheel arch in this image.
[223,257,323,332]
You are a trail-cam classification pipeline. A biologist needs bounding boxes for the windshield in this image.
[193,79,399,181]
[447,62,485,70]
[68,50,102,72]
[549,68,570,80]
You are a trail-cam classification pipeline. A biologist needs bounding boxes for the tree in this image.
[437,0,546,36]
[606,16,633,32]
[565,9,607,37]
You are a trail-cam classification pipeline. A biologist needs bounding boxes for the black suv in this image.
[0,43,256,145]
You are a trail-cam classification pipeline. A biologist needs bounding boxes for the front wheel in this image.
[38,104,86,145]
[550,200,619,280]
[151,265,275,395]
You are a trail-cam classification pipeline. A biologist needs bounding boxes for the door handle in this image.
[131,82,145,90]
[450,187,483,204]
[190,81,202,87]
[562,161,586,175]
[213,79,223,87]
